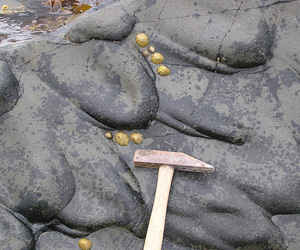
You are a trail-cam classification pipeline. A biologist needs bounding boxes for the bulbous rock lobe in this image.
[36,40,159,130]
[66,3,136,43]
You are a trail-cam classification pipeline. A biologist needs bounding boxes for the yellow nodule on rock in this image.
[142,50,149,57]
[115,131,130,146]
[135,33,149,47]
[104,131,113,140]
[1,5,9,10]
[148,45,155,53]
[78,238,93,250]
[157,65,170,76]
[130,133,143,144]
[151,52,164,64]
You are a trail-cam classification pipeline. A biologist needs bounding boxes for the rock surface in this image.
[66,1,136,43]
[0,60,19,115]
[0,205,34,249]
[0,0,300,249]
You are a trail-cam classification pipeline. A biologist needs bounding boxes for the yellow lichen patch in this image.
[115,132,130,146]
[142,50,149,57]
[135,33,148,47]
[157,65,170,76]
[30,25,38,31]
[72,3,92,14]
[151,52,164,64]
[130,133,143,144]
[104,132,113,140]
[148,45,155,53]
[1,5,9,10]
[78,238,93,250]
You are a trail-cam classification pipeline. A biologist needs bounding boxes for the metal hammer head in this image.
[134,149,214,173]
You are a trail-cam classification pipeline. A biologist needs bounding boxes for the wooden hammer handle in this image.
[144,165,175,250]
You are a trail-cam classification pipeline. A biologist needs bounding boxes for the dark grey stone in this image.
[36,227,144,250]
[0,205,34,249]
[0,0,300,249]
[66,2,136,43]
[0,60,19,116]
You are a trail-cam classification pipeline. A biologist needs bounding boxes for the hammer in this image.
[134,149,215,250]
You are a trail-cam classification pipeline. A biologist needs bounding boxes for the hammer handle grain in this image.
[144,165,175,250]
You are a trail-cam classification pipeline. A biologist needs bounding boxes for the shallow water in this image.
[0,0,105,47]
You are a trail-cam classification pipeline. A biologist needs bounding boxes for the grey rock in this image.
[273,215,300,250]
[35,226,199,250]
[0,0,300,249]
[36,227,144,250]
[66,1,136,43]
[0,60,18,115]
[0,205,34,249]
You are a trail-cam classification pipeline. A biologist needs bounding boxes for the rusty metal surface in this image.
[133,149,215,173]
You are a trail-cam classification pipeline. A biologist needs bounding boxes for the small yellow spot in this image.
[142,50,149,57]
[157,65,170,76]
[148,45,155,53]
[1,5,9,10]
[115,132,130,146]
[30,25,38,31]
[104,132,113,140]
[78,238,92,250]
[130,133,143,144]
[135,33,149,47]
[151,52,164,64]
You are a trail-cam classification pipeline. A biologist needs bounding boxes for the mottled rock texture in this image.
[0,0,300,249]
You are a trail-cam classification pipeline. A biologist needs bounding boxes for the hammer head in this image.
[134,149,214,173]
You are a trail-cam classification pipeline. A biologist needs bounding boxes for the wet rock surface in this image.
[0,0,300,249]
[66,1,136,43]
[0,60,19,115]
[0,205,34,249]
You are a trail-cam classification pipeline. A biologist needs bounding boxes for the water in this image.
[0,0,106,47]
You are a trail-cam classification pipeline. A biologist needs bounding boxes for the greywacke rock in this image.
[0,0,300,249]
